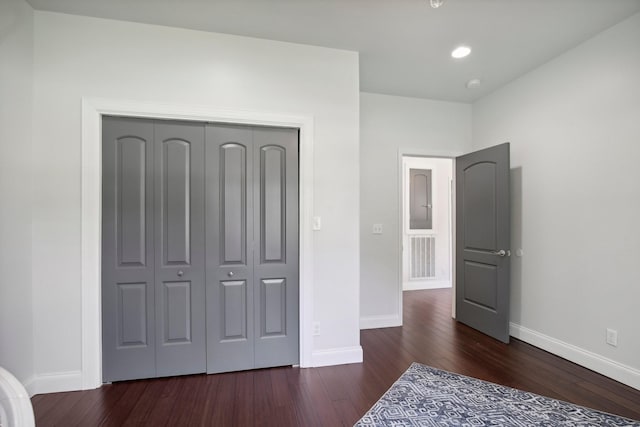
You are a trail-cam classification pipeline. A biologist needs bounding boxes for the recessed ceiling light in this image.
[466,78,482,89]
[451,46,471,59]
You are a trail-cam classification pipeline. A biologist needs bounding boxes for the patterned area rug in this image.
[355,363,640,426]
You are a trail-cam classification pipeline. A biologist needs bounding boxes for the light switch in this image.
[312,216,321,231]
[373,224,383,234]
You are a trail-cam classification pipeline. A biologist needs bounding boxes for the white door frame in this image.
[81,97,315,389]
[397,148,464,323]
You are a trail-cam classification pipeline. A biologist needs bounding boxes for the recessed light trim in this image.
[451,46,471,59]
[466,78,482,89]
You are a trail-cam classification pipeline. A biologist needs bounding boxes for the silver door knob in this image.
[492,250,510,257]
[177,270,184,277]
[228,271,234,277]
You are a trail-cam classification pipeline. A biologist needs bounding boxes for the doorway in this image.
[401,156,453,293]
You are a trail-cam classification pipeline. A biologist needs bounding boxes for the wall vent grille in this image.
[409,235,436,279]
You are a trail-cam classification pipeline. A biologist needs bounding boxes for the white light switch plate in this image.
[312,216,321,230]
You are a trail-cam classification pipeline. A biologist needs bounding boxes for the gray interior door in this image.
[206,124,299,374]
[455,143,511,343]
[102,117,206,382]
[409,168,433,230]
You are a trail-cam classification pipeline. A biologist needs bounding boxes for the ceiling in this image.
[25,0,640,103]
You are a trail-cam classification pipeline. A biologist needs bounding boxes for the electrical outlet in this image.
[372,224,383,234]
[606,328,618,347]
[313,322,321,336]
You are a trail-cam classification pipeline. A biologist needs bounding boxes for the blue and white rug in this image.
[355,362,640,426]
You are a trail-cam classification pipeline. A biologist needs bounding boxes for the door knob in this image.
[492,250,510,257]
[228,271,234,277]
[177,270,184,277]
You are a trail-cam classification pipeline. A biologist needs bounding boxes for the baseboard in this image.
[403,280,451,291]
[25,347,365,395]
[311,346,363,367]
[510,323,640,390]
[360,314,402,330]
[25,371,83,396]
[22,375,38,397]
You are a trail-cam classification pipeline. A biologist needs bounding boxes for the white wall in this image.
[31,11,361,392]
[473,12,640,389]
[0,0,35,386]
[360,92,471,329]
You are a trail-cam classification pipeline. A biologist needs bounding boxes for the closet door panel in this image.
[102,117,156,382]
[205,124,255,374]
[154,120,206,377]
[253,127,299,369]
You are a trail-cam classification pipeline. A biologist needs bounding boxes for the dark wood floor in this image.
[32,289,640,426]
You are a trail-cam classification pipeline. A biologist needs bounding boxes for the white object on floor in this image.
[0,367,35,427]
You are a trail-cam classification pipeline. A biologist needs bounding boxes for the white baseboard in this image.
[22,375,38,397]
[510,323,640,390]
[311,346,363,367]
[24,371,83,396]
[403,280,451,291]
[25,347,365,395]
[360,314,402,330]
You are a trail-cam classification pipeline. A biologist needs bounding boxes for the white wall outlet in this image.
[312,216,321,231]
[516,248,524,257]
[372,223,383,234]
[606,328,618,347]
[312,321,321,336]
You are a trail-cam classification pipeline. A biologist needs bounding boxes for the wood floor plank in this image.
[30,289,640,425]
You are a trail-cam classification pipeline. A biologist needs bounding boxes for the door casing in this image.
[81,98,315,390]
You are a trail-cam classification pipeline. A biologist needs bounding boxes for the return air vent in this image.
[409,235,436,279]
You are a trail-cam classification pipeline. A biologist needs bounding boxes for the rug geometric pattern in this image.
[355,362,640,426]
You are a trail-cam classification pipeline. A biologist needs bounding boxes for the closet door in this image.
[102,117,206,381]
[253,127,299,368]
[154,120,206,376]
[206,124,299,373]
[206,125,255,374]
[102,117,156,382]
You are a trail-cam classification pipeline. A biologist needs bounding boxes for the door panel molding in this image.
[115,136,147,267]
[83,98,315,389]
[261,278,286,337]
[160,138,192,266]
[116,282,148,348]
[221,280,248,341]
[260,145,286,264]
[220,143,248,265]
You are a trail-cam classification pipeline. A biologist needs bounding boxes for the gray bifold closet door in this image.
[102,117,206,382]
[206,124,299,374]
[102,117,299,382]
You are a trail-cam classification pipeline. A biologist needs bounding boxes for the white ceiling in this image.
[25,0,640,103]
